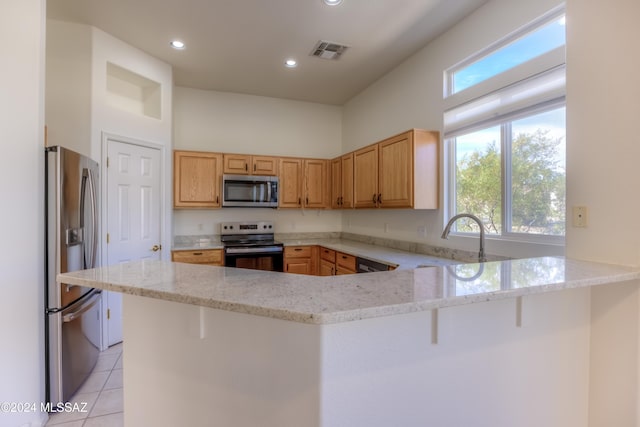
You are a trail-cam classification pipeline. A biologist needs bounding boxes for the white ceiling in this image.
[47,0,487,105]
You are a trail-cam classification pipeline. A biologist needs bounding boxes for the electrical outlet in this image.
[572,206,588,227]
[384,223,389,233]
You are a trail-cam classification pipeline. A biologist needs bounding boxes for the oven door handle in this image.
[225,246,283,255]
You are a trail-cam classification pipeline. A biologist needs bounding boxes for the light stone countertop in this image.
[58,257,640,324]
[172,237,460,269]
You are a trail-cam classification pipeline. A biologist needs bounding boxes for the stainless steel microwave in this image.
[222,174,279,208]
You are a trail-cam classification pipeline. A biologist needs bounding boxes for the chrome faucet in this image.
[441,213,486,262]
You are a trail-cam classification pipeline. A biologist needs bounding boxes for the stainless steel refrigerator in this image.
[45,146,102,404]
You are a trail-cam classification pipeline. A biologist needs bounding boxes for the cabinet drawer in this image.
[336,265,356,275]
[320,247,336,263]
[172,249,223,265]
[336,252,356,271]
[284,246,313,258]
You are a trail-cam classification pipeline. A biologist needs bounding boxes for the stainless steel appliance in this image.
[356,257,390,273]
[45,146,102,404]
[222,174,279,208]
[221,221,284,271]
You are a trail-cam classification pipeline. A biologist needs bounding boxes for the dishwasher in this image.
[356,257,390,273]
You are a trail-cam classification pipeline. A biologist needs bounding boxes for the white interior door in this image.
[105,138,162,346]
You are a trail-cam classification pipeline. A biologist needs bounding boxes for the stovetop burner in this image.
[220,221,280,247]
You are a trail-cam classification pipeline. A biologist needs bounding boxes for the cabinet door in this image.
[223,154,251,175]
[284,258,312,275]
[341,153,354,208]
[379,132,413,208]
[304,159,329,208]
[353,144,378,208]
[336,265,356,275]
[279,158,303,208]
[319,259,335,276]
[252,156,278,176]
[330,157,342,209]
[174,151,222,208]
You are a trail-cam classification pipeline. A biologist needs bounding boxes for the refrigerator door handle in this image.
[62,291,101,323]
[80,168,98,269]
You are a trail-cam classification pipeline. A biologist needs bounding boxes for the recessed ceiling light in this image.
[284,59,298,68]
[323,0,343,5]
[170,40,185,50]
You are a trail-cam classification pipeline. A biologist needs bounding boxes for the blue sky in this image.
[454,16,566,93]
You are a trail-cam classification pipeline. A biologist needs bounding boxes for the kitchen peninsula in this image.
[59,257,639,426]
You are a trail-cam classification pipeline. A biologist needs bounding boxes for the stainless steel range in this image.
[221,221,284,272]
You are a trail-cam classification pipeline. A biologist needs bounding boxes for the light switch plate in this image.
[572,206,587,227]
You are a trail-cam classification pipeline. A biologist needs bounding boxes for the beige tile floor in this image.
[45,343,124,427]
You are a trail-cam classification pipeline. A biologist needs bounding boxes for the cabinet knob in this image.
[245,163,248,171]
[377,194,382,204]
[253,164,256,172]
[298,197,301,205]
[151,244,162,252]
[372,194,376,203]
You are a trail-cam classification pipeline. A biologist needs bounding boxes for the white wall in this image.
[0,1,47,426]
[565,0,640,267]
[90,26,174,261]
[45,20,92,158]
[341,0,563,259]
[173,87,343,236]
[565,0,640,425]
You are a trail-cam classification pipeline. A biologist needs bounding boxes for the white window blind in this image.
[444,65,565,138]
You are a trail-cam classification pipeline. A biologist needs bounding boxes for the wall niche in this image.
[106,62,161,119]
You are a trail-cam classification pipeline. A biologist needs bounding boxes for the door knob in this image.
[151,244,162,252]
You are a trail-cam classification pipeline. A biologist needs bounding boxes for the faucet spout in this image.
[441,213,486,262]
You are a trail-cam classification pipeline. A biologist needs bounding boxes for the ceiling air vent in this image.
[310,40,349,60]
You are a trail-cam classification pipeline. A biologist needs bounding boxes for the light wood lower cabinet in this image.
[171,249,223,266]
[284,246,318,275]
[317,247,356,276]
[319,247,337,276]
[336,251,357,274]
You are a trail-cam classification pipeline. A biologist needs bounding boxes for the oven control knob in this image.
[268,225,272,229]
[223,226,227,230]
[230,226,234,229]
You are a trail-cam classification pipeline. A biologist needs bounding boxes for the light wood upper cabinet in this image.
[304,159,330,208]
[378,133,413,208]
[279,158,303,208]
[331,157,342,209]
[174,150,222,208]
[279,158,329,209]
[353,144,379,208]
[223,154,278,176]
[353,129,439,209]
[331,153,354,209]
[253,156,279,175]
[341,153,354,208]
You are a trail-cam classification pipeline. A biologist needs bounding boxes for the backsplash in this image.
[341,233,509,263]
[173,231,509,263]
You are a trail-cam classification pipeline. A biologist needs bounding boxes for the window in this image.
[444,7,566,242]
[446,10,566,96]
